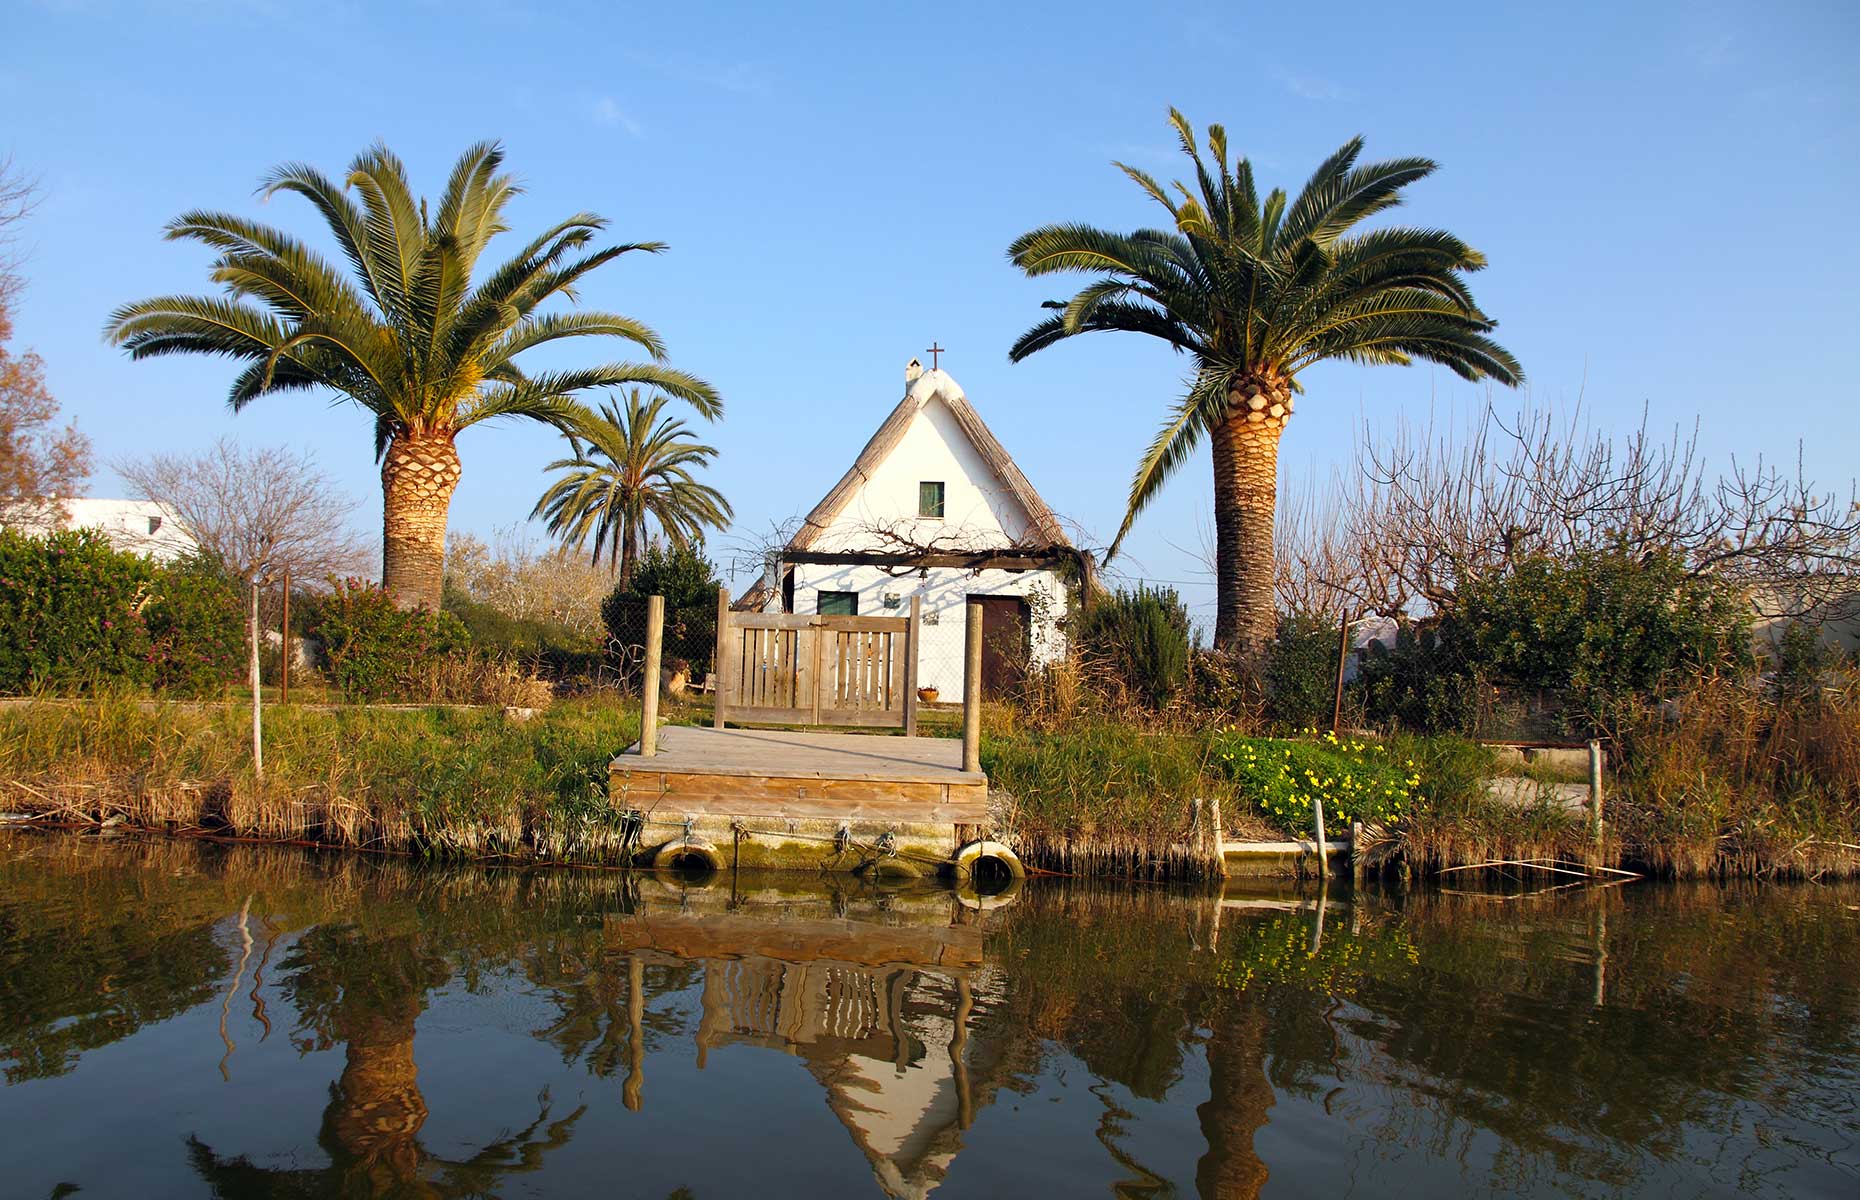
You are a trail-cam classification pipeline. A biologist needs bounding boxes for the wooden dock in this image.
[610,725,988,825]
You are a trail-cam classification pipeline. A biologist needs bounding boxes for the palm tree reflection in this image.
[186,923,584,1198]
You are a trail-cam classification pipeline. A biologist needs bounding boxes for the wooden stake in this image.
[248,578,262,780]
[640,595,664,757]
[1210,795,1227,878]
[1588,738,1605,849]
[961,599,982,774]
[712,585,730,730]
[1313,793,1329,880]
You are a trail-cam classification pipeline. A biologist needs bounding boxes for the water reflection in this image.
[1,831,1855,1199]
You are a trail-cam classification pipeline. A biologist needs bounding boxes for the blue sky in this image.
[7,0,1857,624]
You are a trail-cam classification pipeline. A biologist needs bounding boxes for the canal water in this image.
[1,831,1855,1198]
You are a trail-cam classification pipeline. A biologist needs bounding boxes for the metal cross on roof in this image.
[926,342,945,370]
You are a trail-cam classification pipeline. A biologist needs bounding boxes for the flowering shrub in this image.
[1210,727,1418,835]
[0,528,241,695]
[302,578,469,701]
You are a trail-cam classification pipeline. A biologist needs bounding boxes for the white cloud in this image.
[624,50,768,96]
[591,96,642,137]
[1274,69,1345,101]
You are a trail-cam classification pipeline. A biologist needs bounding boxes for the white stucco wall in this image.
[2,498,195,562]
[789,562,1068,694]
[811,390,1040,554]
[784,368,1072,691]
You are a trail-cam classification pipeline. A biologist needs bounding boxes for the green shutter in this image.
[919,481,946,518]
[818,591,858,616]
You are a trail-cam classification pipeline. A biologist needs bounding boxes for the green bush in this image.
[303,579,469,701]
[1210,727,1416,835]
[1075,585,1191,706]
[0,528,242,695]
[1263,612,1341,729]
[600,546,722,677]
[1450,546,1751,730]
[1357,623,1482,735]
[142,554,244,694]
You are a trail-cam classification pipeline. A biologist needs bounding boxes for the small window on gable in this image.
[919,481,946,519]
[147,516,162,535]
[818,590,859,616]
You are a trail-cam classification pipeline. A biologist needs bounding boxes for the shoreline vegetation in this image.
[3,689,1854,882]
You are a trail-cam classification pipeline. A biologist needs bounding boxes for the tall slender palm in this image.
[532,387,733,587]
[106,141,719,609]
[1007,110,1521,650]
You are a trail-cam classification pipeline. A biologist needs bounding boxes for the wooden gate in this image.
[713,597,920,732]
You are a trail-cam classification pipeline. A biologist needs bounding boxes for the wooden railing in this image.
[712,593,922,732]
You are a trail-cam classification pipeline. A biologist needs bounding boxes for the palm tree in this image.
[1007,111,1521,650]
[106,141,718,610]
[532,388,732,588]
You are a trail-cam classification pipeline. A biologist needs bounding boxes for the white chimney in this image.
[904,357,924,383]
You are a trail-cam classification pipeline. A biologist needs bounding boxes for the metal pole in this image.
[249,578,262,780]
[1331,608,1353,732]
[278,566,290,705]
[640,595,664,757]
[961,599,983,774]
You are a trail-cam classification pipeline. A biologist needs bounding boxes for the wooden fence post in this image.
[640,595,664,757]
[1588,738,1605,849]
[248,577,262,780]
[962,599,983,774]
[1210,797,1227,879]
[903,594,922,737]
[712,585,730,730]
[1313,793,1329,880]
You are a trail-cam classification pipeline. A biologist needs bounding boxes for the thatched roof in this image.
[787,368,1069,553]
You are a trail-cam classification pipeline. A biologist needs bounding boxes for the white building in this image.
[766,360,1081,695]
[1,497,195,561]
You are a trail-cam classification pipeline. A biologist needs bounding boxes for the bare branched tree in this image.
[0,153,39,308]
[116,437,371,582]
[444,527,611,639]
[0,304,88,526]
[1347,396,1860,621]
[1273,470,1412,620]
[0,159,83,526]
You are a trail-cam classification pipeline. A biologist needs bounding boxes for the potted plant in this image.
[917,685,940,704]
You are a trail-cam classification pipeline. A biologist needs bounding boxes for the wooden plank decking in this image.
[609,725,988,824]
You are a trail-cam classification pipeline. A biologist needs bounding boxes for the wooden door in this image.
[972,596,1030,695]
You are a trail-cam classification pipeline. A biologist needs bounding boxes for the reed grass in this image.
[5,671,1853,880]
[0,692,637,862]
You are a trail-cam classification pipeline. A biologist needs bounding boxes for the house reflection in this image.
[606,883,1019,1200]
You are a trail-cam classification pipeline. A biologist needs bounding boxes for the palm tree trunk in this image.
[1196,1003,1275,1199]
[1209,387,1288,652]
[380,433,461,610]
[322,1011,432,1194]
